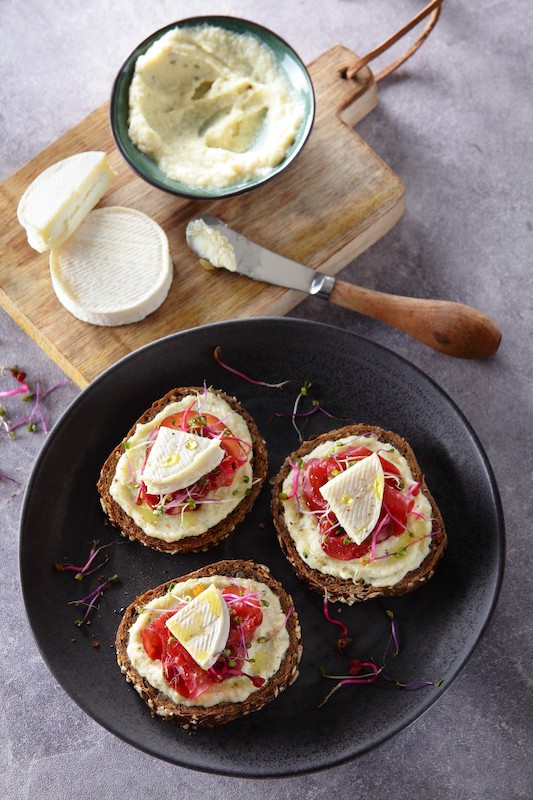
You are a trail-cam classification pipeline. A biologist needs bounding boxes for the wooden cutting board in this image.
[0,45,404,388]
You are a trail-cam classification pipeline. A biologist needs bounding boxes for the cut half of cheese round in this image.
[17,151,117,252]
[49,206,173,326]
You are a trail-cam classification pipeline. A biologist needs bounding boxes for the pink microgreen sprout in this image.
[0,367,29,397]
[0,469,19,485]
[277,402,341,422]
[369,530,441,563]
[277,380,349,442]
[277,459,301,505]
[181,397,198,431]
[386,609,400,656]
[0,365,70,437]
[322,592,351,652]
[54,540,112,581]
[319,660,382,706]
[380,674,444,690]
[319,607,443,704]
[211,664,265,688]
[278,405,338,421]
[407,479,422,497]
[55,541,119,627]
[213,346,290,389]
[368,512,392,562]
[290,380,312,441]
[213,350,348,442]
[263,604,294,642]
[223,590,262,610]
[70,574,119,626]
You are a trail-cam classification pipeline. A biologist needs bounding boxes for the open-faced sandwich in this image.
[271,424,446,604]
[97,386,268,553]
[116,560,302,728]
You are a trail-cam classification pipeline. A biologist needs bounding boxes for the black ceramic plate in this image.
[20,318,504,777]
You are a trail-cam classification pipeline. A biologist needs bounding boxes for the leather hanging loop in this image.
[342,0,444,82]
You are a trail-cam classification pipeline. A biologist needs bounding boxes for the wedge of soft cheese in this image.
[142,427,225,495]
[319,452,385,545]
[185,218,237,271]
[17,151,117,253]
[49,206,173,326]
[165,584,230,669]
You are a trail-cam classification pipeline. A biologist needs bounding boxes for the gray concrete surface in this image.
[1,1,531,797]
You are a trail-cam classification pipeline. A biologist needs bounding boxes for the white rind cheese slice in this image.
[142,427,225,495]
[165,584,230,669]
[319,452,385,545]
[49,206,173,326]
[17,151,117,252]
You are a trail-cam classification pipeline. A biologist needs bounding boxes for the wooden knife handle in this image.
[329,279,502,358]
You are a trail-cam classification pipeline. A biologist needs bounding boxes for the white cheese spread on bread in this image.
[110,391,253,542]
[127,575,290,707]
[280,434,433,587]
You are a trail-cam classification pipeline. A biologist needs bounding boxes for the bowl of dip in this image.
[110,16,315,199]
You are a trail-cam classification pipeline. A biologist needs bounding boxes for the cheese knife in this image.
[186,215,501,359]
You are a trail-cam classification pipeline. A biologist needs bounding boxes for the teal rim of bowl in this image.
[110,16,316,200]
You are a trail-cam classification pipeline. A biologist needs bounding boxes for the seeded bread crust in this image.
[116,560,302,728]
[97,387,268,553]
[271,424,447,604]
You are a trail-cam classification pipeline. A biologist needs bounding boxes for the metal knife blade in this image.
[186,215,335,299]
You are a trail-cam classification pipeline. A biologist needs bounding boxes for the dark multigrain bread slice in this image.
[271,423,447,604]
[116,560,302,728]
[97,387,268,553]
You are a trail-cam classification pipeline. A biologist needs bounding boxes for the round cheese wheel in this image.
[49,206,173,326]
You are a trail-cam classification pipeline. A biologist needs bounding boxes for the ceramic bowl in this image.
[110,16,315,199]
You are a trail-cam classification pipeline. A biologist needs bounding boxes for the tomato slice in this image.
[162,642,216,700]
[383,481,414,534]
[140,608,178,661]
[222,585,263,645]
[161,410,247,465]
[140,625,165,661]
[321,529,370,561]
[302,458,330,512]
